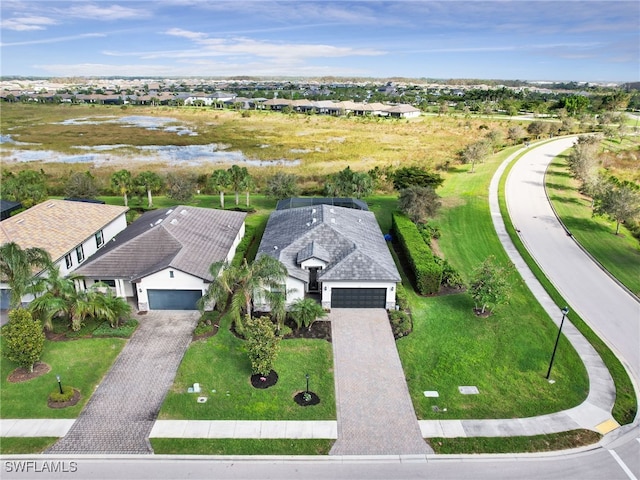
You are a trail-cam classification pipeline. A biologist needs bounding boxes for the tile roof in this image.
[74,206,246,282]
[0,199,128,261]
[258,204,400,283]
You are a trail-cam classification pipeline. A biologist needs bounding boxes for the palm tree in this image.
[199,255,288,335]
[91,287,132,328]
[110,169,133,207]
[227,165,250,206]
[135,171,164,208]
[289,297,327,331]
[0,242,51,309]
[209,169,230,209]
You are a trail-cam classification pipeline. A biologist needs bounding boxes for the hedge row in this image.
[392,213,442,295]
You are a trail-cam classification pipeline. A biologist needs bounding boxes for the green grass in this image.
[0,437,59,454]
[150,438,334,455]
[498,148,637,425]
[0,338,125,418]
[159,313,335,421]
[545,157,640,296]
[379,146,589,420]
[430,430,601,454]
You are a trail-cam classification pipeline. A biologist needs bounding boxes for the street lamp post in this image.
[546,306,570,380]
[305,373,310,394]
[56,374,63,394]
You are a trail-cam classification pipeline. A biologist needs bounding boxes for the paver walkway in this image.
[45,311,199,454]
[328,309,432,455]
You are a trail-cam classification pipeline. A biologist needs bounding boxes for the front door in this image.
[309,267,319,292]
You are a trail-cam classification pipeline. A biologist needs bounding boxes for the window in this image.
[65,253,73,269]
[95,279,116,288]
[169,270,174,278]
[76,245,85,263]
[95,230,104,248]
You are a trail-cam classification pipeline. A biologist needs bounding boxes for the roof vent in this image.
[166,209,173,215]
[312,218,317,223]
[273,245,278,250]
[358,218,362,223]
[330,208,335,213]
[16,218,24,224]
[180,209,188,215]
[331,218,336,223]
[312,208,316,213]
[47,203,55,208]
[155,219,163,225]
[306,222,311,227]
[170,219,178,225]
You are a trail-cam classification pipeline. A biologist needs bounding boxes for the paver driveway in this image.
[329,309,432,455]
[46,311,199,454]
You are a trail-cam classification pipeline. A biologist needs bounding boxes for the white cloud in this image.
[1,33,106,47]
[1,15,58,31]
[63,3,150,20]
[165,28,208,40]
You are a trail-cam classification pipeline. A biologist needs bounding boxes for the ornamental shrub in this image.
[3,308,45,373]
[392,213,442,295]
[49,385,74,403]
[389,310,412,339]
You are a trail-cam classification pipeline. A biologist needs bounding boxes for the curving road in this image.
[505,137,640,382]
[3,138,639,479]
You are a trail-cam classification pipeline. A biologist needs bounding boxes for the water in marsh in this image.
[0,116,300,167]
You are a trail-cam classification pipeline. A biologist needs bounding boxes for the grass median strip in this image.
[150,438,334,456]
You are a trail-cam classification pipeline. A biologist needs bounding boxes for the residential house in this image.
[257,201,400,310]
[0,199,129,308]
[73,206,246,311]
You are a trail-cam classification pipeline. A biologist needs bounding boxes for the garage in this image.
[331,288,387,308]
[147,289,202,310]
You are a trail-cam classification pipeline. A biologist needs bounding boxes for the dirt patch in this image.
[7,362,51,383]
[293,391,321,406]
[191,319,220,342]
[250,370,278,389]
[48,389,81,409]
[473,308,493,318]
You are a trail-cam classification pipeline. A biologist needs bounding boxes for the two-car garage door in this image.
[147,289,202,310]
[330,288,386,308]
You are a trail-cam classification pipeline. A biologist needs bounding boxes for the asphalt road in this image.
[505,136,640,382]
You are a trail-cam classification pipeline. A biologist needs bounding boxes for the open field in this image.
[1,103,518,181]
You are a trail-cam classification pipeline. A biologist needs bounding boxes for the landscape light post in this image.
[546,306,570,380]
[305,373,310,394]
[56,374,63,394]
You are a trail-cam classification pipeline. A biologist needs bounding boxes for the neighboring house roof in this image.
[258,203,400,284]
[0,199,128,261]
[276,197,369,211]
[0,199,22,220]
[74,206,246,282]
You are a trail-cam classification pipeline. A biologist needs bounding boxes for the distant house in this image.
[0,199,129,308]
[257,201,400,310]
[73,206,246,311]
[385,104,421,118]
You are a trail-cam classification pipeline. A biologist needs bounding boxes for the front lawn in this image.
[158,314,335,421]
[150,438,334,455]
[0,338,125,418]
[371,146,589,420]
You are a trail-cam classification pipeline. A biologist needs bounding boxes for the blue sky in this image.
[1,1,638,81]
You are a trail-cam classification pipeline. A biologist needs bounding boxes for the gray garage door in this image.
[331,288,387,308]
[1,289,11,310]
[147,289,202,310]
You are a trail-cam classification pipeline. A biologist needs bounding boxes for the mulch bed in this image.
[48,389,81,409]
[192,319,220,342]
[250,370,278,389]
[7,362,51,383]
[284,320,332,342]
[293,391,321,407]
[473,308,493,318]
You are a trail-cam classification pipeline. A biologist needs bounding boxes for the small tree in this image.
[110,169,133,207]
[209,169,230,209]
[469,257,511,315]
[3,308,45,373]
[527,121,548,139]
[460,140,490,173]
[65,171,99,199]
[289,298,327,331]
[392,166,443,191]
[398,186,441,224]
[264,172,299,200]
[244,315,281,376]
[135,171,164,208]
[593,178,640,235]
[166,172,196,203]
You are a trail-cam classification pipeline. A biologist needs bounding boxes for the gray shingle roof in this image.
[74,206,246,282]
[258,204,400,283]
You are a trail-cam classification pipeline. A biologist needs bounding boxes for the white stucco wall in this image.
[57,213,128,276]
[321,280,397,310]
[226,223,245,264]
[136,268,207,311]
[299,258,327,269]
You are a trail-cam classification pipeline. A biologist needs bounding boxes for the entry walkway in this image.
[44,311,199,454]
[328,309,431,455]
